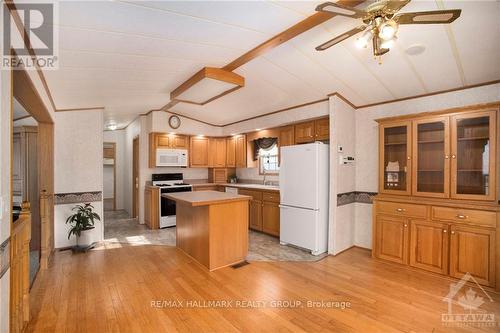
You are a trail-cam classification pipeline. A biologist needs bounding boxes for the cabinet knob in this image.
[451,154,456,159]
[396,208,406,212]
[443,229,447,233]
[445,155,449,159]
[404,224,408,227]
[451,231,455,235]
[456,214,467,219]
[407,156,411,160]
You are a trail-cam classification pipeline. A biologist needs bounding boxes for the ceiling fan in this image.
[315,0,461,60]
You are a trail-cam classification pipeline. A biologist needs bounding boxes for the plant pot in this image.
[77,227,95,248]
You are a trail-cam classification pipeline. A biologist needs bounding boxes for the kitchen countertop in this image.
[164,191,251,207]
[185,181,280,192]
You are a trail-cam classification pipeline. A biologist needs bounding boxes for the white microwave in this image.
[156,149,188,167]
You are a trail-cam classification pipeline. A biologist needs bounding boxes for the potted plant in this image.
[65,203,101,250]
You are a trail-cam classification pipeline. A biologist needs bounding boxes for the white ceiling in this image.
[41,0,500,127]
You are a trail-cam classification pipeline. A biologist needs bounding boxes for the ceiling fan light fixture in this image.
[355,29,372,48]
[379,19,398,40]
[380,36,397,50]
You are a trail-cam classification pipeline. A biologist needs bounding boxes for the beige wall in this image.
[54,110,104,248]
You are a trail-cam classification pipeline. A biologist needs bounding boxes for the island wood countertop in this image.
[163,191,251,207]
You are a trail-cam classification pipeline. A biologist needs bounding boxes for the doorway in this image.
[132,137,139,218]
[103,142,116,211]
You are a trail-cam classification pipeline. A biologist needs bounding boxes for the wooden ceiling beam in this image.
[222,0,366,72]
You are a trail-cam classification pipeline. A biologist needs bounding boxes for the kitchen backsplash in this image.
[236,167,279,184]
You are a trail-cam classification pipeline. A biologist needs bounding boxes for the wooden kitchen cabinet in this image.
[235,135,247,168]
[409,220,449,274]
[449,224,496,287]
[249,200,263,231]
[208,168,235,184]
[314,118,330,141]
[279,125,295,147]
[149,132,189,167]
[262,201,280,236]
[144,186,159,230]
[295,121,315,144]
[226,137,236,167]
[209,138,227,167]
[190,136,209,167]
[374,214,409,265]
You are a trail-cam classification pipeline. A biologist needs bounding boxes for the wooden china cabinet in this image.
[373,105,500,290]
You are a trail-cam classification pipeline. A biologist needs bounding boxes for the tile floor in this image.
[103,210,328,262]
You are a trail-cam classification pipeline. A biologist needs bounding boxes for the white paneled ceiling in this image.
[40,0,500,127]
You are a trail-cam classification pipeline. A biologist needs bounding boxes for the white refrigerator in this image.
[279,142,329,255]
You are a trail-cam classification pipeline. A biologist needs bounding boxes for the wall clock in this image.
[168,115,181,129]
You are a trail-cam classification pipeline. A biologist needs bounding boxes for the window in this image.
[259,143,279,174]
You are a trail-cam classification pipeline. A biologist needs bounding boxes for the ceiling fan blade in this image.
[316,2,367,19]
[394,9,461,25]
[316,25,367,51]
[384,0,411,14]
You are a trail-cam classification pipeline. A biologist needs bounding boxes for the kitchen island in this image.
[164,191,251,271]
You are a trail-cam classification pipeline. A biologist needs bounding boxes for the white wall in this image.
[222,100,328,135]
[329,96,356,255]
[354,83,500,250]
[54,111,104,248]
[103,130,126,209]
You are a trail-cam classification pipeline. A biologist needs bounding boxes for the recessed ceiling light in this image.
[106,121,117,131]
[255,128,261,131]
[405,44,426,56]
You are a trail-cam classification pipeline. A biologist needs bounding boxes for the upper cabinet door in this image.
[235,135,247,168]
[171,135,189,149]
[412,117,450,198]
[314,118,329,141]
[190,137,209,167]
[226,137,236,167]
[450,110,497,201]
[295,121,315,144]
[379,121,412,195]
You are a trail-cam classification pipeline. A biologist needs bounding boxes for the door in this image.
[314,118,329,141]
[279,144,319,209]
[249,199,262,231]
[449,225,495,286]
[190,137,209,167]
[412,117,450,198]
[132,137,139,218]
[235,135,246,168]
[374,215,409,265]
[226,137,236,167]
[409,220,449,274]
[263,201,280,236]
[171,135,189,149]
[280,205,317,251]
[279,125,294,147]
[450,110,496,201]
[295,121,315,144]
[156,134,170,148]
[379,121,412,195]
[210,138,226,167]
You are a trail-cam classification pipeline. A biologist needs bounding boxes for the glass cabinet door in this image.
[412,117,450,197]
[380,122,411,195]
[451,110,496,200]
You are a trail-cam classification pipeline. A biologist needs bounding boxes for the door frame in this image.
[132,136,139,218]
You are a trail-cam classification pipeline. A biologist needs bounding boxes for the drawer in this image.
[376,201,427,218]
[262,192,280,203]
[193,185,217,191]
[432,206,496,228]
[238,189,262,201]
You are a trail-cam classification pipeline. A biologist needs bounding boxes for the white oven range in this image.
[152,173,192,228]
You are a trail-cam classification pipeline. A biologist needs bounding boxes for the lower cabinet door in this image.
[262,201,280,236]
[249,200,262,231]
[409,220,449,274]
[449,225,496,287]
[374,215,409,265]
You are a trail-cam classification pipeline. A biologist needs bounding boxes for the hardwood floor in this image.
[27,246,499,332]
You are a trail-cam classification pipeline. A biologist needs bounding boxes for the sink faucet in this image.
[262,172,272,186]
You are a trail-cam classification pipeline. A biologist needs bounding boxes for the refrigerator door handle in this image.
[279,204,319,211]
